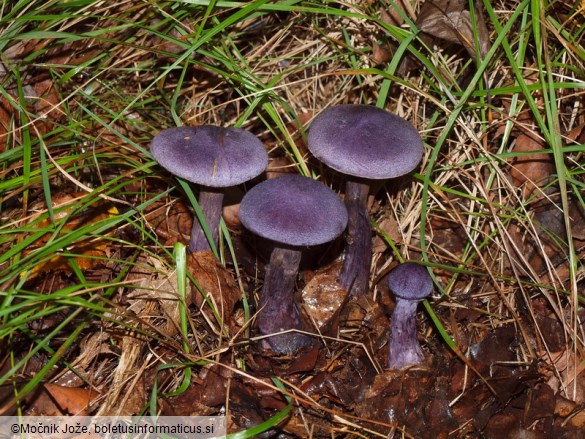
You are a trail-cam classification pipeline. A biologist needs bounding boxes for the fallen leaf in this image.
[273,344,320,375]
[301,266,346,329]
[555,394,577,416]
[380,4,405,27]
[229,381,273,433]
[373,215,402,254]
[546,350,585,404]
[508,132,554,200]
[399,0,491,74]
[570,408,585,428]
[150,199,192,246]
[372,40,392,65]
[25,387,63,416]
[125,253,187,337]
[469,325,517,374]
[22,194,118,280]
[567,121,585,144]
[356,369,448,437]
[416,0,491,61]
[188,250,242,333]
[429,215,467,258]
[523,383,556,425]
[44,384,99,415]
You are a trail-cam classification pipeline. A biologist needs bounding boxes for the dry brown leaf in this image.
[149,199,192,246]
[188,250,242,333]
[280,402,337,438]
[508,133,554,200]
[125,254,186,336]
[380,4,405,27]
[301,268,346,329]
[546,350,585,404]
[567,122,585,144]
[372,40,392,65]
[497,88,582,278]
[555,394,577,416]
[569,408,585,428]
[415,0,491,61]
[499,77,555,201]
[373,216,402,254]
[25,388,63,416]
[32,78,61,117]
[429,216,467,258]
[22,194,118,280]
[44,384,100,415]
[569,201,585,241]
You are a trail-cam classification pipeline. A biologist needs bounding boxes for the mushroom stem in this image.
[258,245,313,353]
[388,298,424,369]
[338,180,372,297]
[189,189,224,253]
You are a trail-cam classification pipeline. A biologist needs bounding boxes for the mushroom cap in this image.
[240,174,348,247]
[151,125,268,187]
[387,262,433,301]
[307,104,424,180]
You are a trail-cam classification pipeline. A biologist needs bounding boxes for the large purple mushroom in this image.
[239,174,348,354]
[307,105,423,297]
[386,262,433,369]
[151,125,268,253]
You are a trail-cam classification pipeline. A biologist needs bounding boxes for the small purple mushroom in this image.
[307,105,423,297]
[239,174,348,354]
[386,262,433,369]
[151,125,268,253]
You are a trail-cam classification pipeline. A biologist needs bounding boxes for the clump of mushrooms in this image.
[307,105,423,297]
[151,125,268,253]
[386,262,433,369]
[239,174,348,354]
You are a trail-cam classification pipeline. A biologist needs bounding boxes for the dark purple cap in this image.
[387,262,433,301]
[307,105,423,180]
[239,174,348,247]
[151,125,268,187]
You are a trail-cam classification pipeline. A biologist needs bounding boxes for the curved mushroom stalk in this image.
[338,180,372,297]
[189,189,224,252]
[257,246,313,353]
[386,262,433,369]
[387,299,424,369]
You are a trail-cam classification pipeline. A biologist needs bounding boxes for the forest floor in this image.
[1,1,584,438]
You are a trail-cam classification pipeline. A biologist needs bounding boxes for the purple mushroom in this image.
[239,174,348,354]
[151,125,268,253]
[307,105,423,297]
[386,262,433,369]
